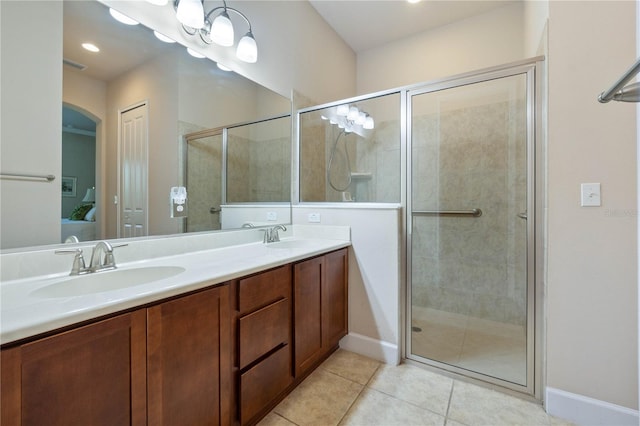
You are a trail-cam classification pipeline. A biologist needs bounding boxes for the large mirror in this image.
[58,0,291,246]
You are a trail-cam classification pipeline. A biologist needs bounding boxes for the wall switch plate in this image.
[308,213,321,223]
[266,211,277,221]
[581,183,601,207]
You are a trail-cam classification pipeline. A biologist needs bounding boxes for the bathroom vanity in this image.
[0,229,349,425]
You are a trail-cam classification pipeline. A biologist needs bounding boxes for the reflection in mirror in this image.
[57,0,292,248]
[227,115,292,203]
[299,92,401,203]
[183,114,292,232]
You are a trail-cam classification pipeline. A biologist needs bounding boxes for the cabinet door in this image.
[147,285,231,426]
[1,311,147,426]
[323,248,348,349]
[293,255,324,376]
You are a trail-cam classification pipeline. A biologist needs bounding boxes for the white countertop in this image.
[1,236,350,346]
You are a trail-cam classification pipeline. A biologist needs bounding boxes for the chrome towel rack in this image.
[413,208,482,218]
[0,172,56,182]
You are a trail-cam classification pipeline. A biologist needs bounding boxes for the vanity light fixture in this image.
[146,0,169,5]
[217,63,232,71]
[170,0,258,63]
[328,104,375,133]
[109,8,140,25]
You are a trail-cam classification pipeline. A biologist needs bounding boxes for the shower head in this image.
[611,82,640,102]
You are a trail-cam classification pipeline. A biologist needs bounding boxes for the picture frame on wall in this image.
[61,176,77,197]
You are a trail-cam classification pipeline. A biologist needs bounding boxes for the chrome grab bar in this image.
[598,58,640,103]
[0,172,55,182]
[413,208,482,218]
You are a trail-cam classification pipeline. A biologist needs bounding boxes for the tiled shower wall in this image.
[411,100,527,325]
[300,120,401,203]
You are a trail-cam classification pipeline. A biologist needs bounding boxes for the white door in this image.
[119,103,148,238]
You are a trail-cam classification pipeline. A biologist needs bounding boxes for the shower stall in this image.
[297,58,543,396]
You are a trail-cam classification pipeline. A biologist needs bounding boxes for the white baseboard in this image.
[546,387,639,426]
[339,332,400,365]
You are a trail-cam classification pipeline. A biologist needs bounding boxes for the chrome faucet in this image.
[56,241,127,275]
[89,241,116,272]
[262,225,287,243]
[55,248,90,275]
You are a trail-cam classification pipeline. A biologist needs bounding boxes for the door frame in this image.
[117,101,149,239]
[403,59,544,400]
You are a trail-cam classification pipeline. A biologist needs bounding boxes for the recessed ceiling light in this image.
[153,31,176,43]
[109,8,140,25]
[187,47,206,58]
[217,63,232,71]
[82,43,100,53]
[407,0,421,3]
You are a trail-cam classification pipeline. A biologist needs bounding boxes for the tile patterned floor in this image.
[411,307,527,385]
[259,349,574,426]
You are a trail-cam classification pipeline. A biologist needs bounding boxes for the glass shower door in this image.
[185,131,223,233]
[408,71,532,389]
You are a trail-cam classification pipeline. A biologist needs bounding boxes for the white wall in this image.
[0,1,62,249]
[293,206,402,364]
[356,3,525,95]
[546,0,638,414]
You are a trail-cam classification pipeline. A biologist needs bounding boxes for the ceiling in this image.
[308,0,518,53]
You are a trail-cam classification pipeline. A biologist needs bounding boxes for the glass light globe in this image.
[363,116,375,130]
[347,106,359,121]
[355,111,367,125]
[336,105,349,116]
[210,11,234,46]
[236,32,258,63]
[176,0,204,29]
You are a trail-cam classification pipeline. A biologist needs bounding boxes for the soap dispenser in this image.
[170,186,188,218]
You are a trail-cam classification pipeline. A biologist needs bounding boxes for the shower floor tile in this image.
[411,306,526,384]
[259,349,574,426]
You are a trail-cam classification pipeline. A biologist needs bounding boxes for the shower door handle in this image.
[517,212,528,220]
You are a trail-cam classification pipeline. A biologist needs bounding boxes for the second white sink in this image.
[31,266,186,298]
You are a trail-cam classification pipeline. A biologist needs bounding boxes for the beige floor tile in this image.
[448,381,550,426]
[549,415,577,426]
[367,363,453,416]
[320,349,381,385]
[257,413,298,426]
[340,388,445,426]
[445,420,469,426]
[274,368,363,426]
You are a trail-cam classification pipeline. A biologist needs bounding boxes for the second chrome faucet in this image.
[261,225,287,243]
[56,240,127,275]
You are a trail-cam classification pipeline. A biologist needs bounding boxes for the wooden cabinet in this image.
[1,311,147,426]
[147,285,231,426]
[1,247,348,426]
[233,265,293,425]
[294,248,348,377]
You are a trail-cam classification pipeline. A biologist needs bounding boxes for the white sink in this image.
[265,240,317,249]
[31,266,186,298]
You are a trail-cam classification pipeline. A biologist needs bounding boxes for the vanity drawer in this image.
[238,265,291,314]
[240,344,292,424]
[238,298,290,369]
